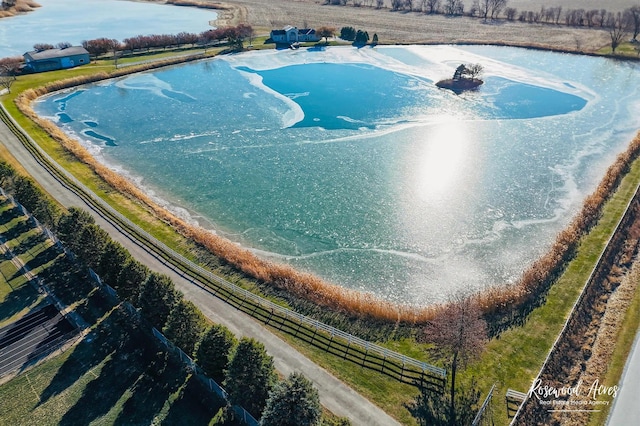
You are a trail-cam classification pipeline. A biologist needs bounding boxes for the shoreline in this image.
[13,45,640,327]
[0,0,40,18]
[5,0,640,326]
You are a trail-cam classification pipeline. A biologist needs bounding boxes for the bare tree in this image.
[33,43,54,52]
[584,9,598,27]
[553,6,562,24]
[317,26,337,44]
[489,0,507,19]
[422,294,488,425]
[625,5,640,41]
[425,0,440,14]
[444,0,463,16]
[0,75,16,93]
[598,8,608,27]
[504,7,516,21]
[607,11,630,53]
[0,56,20,94]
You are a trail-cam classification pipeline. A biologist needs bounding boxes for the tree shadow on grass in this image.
[114,351,188,424]
[1,219,32,243]
[37,304,130,406]
[57,348,141,426]
[161,377,219,425]
[20,245,61,276]
[10,231,48,257]
[0,205,23,227]
[0,283,45,325]
[37,332,116,406]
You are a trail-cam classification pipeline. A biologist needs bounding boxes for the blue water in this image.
[34,46,640,304]
[0,0,216,58]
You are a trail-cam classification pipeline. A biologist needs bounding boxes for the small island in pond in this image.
[436,63,484,93]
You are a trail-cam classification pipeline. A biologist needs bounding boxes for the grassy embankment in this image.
[0,203,48,328]
[0,195,216,425]
[3,44,640,424]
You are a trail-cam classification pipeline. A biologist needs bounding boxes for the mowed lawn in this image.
[0,199,48,328]
[0,322,214,426]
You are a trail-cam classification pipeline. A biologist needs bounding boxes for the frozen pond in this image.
[0,0,216,58]
[34,45,640,304]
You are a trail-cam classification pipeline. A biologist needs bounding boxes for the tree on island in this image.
[437,63,484,93]
[453,63,483,81]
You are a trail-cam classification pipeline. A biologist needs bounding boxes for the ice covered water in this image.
[34,45,640,304]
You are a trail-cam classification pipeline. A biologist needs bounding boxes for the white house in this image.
[270,25,320,44]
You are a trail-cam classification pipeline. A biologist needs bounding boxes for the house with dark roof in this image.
[23,46,90,73]
[270,26,320,44]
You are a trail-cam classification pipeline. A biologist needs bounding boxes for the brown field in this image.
[0,0,40,18]
[212,0,639,52]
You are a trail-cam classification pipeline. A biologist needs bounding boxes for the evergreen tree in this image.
[56,207,95,251]
[13,176,59,228]
[340,26,356,41]
[115,258,149,303]
[0,161,15,186]
[194,324,237,383]
[137,272,180,330]
[95,240,131,287]
[260,372,321,426]
[354,30,370,45]
[225,337,277,419]
[163,299,207,354]
[75,223,109,269]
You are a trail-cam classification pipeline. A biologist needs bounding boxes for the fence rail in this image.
[472,383,496,426]
[0,105,446,388]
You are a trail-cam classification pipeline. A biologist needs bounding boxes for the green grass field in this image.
[0,319,215,426]
[0,198,48,328]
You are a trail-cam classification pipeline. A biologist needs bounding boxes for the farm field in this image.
[214,0,637,52]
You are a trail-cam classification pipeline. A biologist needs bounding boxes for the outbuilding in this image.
[23,46,90,73]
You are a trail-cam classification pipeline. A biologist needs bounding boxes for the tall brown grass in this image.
[476,133,640,333]
[15,61,640,329]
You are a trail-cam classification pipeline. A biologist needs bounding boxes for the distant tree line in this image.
[1,0,16,10]
[13,24,254,63]
[326,1,640,36]
[0,159,342,425]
